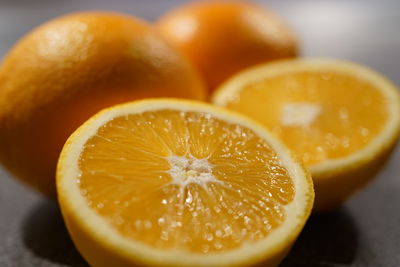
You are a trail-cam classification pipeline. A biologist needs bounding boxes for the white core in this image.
[167,155,220,188]
[281,102,321,127]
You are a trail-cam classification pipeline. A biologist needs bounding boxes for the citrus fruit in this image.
[212,58,400,211]
[156,1,298,92]
[57,99,314,267]
[0,11,206,197]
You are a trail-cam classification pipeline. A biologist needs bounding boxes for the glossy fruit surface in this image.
[157,1,298,92]
[0,12,206,196]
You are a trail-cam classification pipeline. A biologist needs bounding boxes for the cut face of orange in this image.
[212,59,400,211]
[57,99,313,267]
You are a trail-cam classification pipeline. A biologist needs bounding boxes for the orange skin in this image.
[157,1,298,92]
[0,12,206,197]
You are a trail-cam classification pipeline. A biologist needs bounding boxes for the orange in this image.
[0,11,206,197]
[212,58,400,211]
[157,1,298,92]
[57,99,314,267]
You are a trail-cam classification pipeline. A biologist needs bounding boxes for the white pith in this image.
[57,99,313,267]
[212,58,400,177]
[167,155,222,188]
[281,102,321,127]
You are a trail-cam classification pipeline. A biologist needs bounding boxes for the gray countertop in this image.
[1,1,400,266]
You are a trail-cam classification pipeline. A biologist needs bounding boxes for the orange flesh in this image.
[78,110,294,253]
[224,71,388,165]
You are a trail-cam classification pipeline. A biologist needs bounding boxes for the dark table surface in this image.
[1,0,400,266]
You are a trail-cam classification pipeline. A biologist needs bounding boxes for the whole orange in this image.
[157,1,298,92]
[0,11,206,197]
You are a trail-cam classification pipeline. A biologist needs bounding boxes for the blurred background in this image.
[1,0,400,84]
[0,0,399,266]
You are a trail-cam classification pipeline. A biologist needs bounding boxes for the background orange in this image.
[157,1,298,92]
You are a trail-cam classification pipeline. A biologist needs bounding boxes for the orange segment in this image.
[57,99,313,267]
[223,71,388,165]
[78,110,294,253]
[213,58,400,211]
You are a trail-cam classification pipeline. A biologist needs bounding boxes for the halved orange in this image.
[57,99,314,267]
[212,58,400,211]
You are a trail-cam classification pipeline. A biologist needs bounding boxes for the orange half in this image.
[212,58,400,211]
[57,99,313,267]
